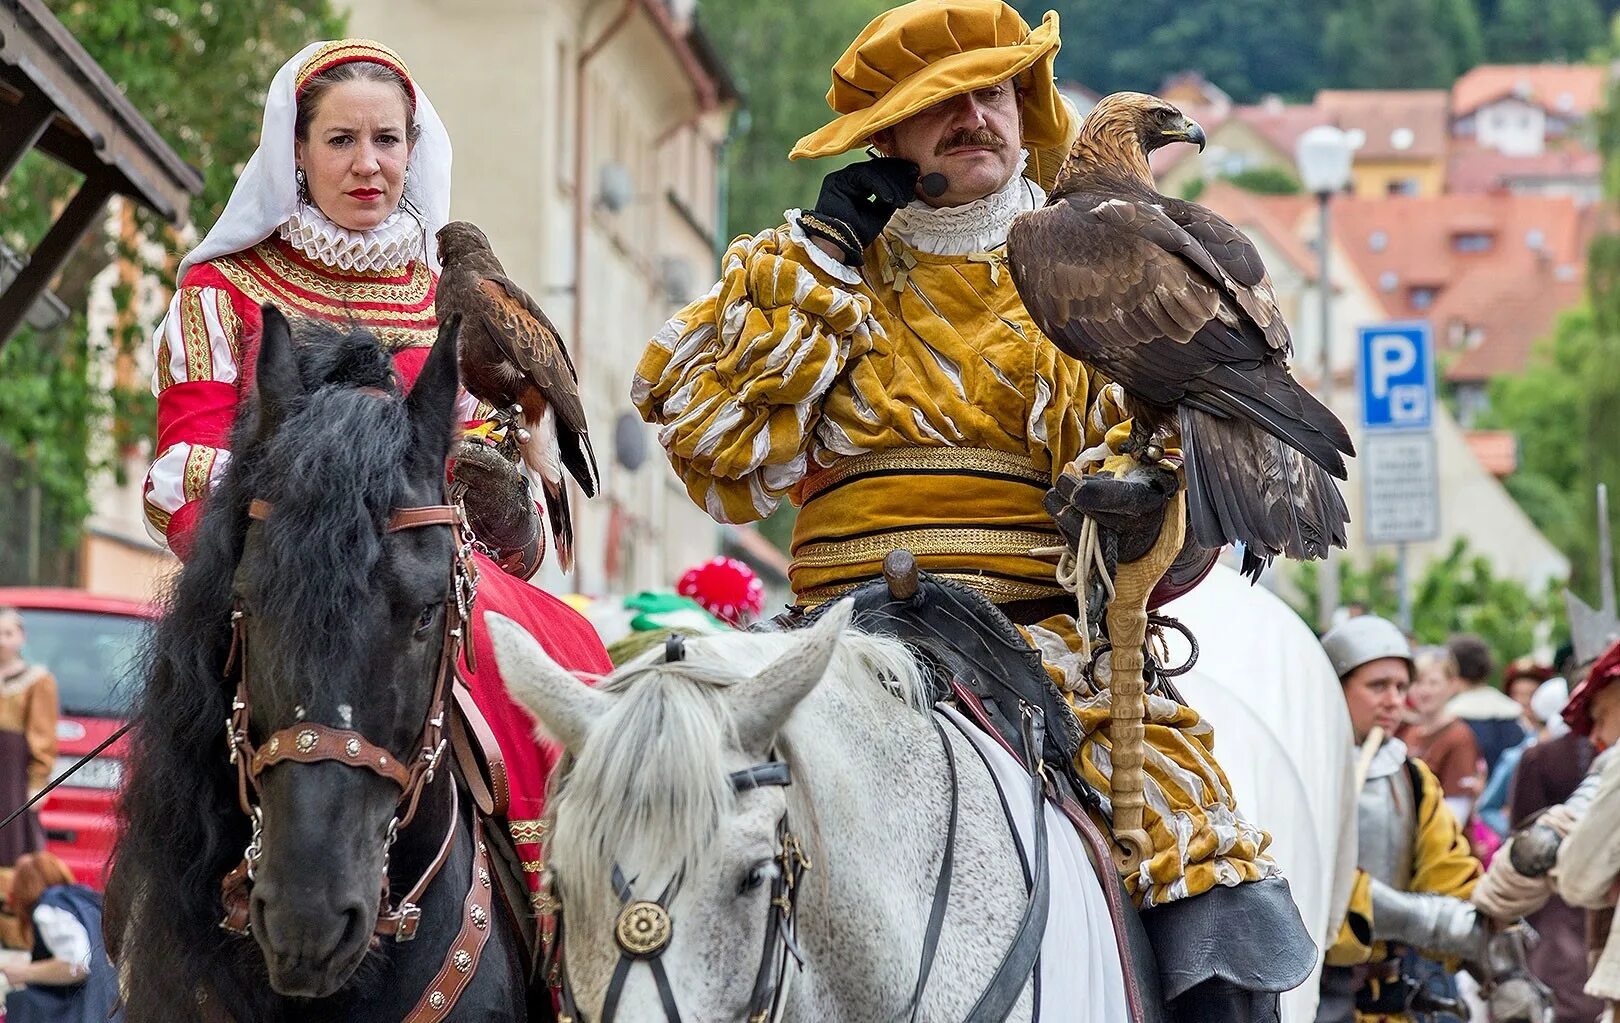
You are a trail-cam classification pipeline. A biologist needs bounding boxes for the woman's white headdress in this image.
[176,39,452,284]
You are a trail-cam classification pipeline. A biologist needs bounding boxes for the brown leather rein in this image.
[217,498,496,1022]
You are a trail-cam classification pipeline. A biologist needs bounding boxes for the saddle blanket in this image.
[463,551,613,900]
[939,705,1131,1022]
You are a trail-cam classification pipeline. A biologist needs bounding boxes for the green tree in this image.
[1224,166,1302,194]
[0,0,344,583]
[697,0,893,240]
[1487,0,1604,61]
[1323,0,1482,88]
[1293,539,1566,667]
[1017,0,1328,102]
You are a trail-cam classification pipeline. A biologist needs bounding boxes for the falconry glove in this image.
[798,157,919,266]
[1045,464,1179,566]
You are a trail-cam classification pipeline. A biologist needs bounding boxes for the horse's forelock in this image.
[546,627,931,919]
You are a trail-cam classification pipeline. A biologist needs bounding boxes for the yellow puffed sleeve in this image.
[633,228,883,524]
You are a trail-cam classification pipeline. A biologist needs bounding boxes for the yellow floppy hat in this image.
[790,0,1071,187]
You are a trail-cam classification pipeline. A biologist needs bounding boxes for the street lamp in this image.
[1295,125,1356,632]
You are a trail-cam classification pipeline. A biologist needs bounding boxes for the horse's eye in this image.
[413,604,438,636]
[738,860,778,897]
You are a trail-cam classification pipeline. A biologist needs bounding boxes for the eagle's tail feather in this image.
[1203,366,1355,479]
[1180,405,1349,581]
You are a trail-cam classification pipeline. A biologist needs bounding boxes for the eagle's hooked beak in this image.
[1168,116,1207,152]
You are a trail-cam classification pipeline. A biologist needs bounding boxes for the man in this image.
[1446,633,1530,776]
[1550,639,1620,1018]
[634,0,1309,1016]
[1317,615,1543,1023]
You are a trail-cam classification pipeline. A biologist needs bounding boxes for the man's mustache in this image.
[936,129,1005,155]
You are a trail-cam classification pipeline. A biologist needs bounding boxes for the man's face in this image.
[1589,683,1620,750]
[875,83,1023,208]
[1342,657,1412,744]
[0,616,22,665]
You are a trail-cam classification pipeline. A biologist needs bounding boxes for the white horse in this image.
[488,600,1134,1022]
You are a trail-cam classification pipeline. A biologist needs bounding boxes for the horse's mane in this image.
[546,626,931,919]
[113,320,412,1017]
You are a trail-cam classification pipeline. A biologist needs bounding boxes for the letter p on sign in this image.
[1369,334,1416,399]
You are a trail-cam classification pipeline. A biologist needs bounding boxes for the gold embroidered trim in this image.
[256,241,430,300]
[144,501,173,534]
[182,445,217,503]
[296,40,412,93]
[509,819,548,844]
[214,259,438,349]
[179,288,214,382]
[521,859,544,873]
[800,446,1049,503]
[793,526,1060,569]
[798,572,1066,607]
[214,288,242,363]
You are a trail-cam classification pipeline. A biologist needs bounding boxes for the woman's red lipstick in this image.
[347,187,383,201]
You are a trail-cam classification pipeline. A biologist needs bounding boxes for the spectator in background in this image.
[1399,646,1483,823]
[0,852,120,1022]
[1504,659,1555,733]
[1445,633,1530,777]
[1476,677,1563,839]
[0,609,56,867]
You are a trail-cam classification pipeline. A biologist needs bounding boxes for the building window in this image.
[1410,286,1437,309]
[1453,232,1493,252]
[1387,178,1420,196]
[1369,230,1388,252]
[1379,270,1399,292]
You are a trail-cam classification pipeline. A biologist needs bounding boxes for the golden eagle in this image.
[1008,92,1353,577]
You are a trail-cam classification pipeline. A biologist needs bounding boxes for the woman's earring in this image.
[295,168,310,204]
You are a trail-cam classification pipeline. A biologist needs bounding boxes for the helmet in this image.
[1319,615,1413,680]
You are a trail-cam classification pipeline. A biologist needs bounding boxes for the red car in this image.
[0,588,153,890]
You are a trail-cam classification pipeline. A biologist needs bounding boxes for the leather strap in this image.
[248,498,459,533]
[402,816,496,1023]
[250,724,413,788]
[450,679,509,817]
[906,715,960,1022]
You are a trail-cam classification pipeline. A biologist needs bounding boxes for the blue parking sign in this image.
[1358,321,1434,430]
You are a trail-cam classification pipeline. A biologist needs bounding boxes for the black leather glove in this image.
[1044,464,1179,565]
[797,157,919,266]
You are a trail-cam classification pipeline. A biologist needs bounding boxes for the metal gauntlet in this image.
[1368,878,1490,962]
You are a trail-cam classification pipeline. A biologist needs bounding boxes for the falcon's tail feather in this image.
[1200,364,1355,479]
[520,405,575,573]
[1179,405,1349,581]
[563,428,599,498]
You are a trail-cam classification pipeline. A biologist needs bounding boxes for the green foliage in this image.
[1487,0,1604,61]
[0,0,344,582]
[1223,166,1303,195]
[1323,0,1483,88]
[696,0,893,240]
[1292,539,1567,666]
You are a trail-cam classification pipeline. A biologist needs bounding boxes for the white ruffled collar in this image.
[278,205,425,273]
[886,151,1045,256]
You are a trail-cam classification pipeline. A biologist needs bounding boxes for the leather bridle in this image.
[550,757,808,1023]
[211,492,515,1022]
[546,642,1050,1023]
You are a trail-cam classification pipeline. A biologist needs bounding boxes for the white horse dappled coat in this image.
[489,601,1131,1022]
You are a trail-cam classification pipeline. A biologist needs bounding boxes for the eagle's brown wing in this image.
[1007,191,1347,474]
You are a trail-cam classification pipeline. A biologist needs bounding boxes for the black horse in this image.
[111,309,528,1022]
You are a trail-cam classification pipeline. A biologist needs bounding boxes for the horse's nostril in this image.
[340,903,368,953]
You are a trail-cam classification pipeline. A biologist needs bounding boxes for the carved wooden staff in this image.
[1105,489,1186,875]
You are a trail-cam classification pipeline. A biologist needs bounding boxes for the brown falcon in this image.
[1006,92,1354,577]
[436,221,599,572]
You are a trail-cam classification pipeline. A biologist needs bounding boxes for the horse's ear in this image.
[733,599,853,752]
[405,313,462,480]
[486,611,610,752]
[254,305,301,438]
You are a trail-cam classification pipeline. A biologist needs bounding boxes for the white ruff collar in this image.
[279,205,424,273]
[887,151,1045,255]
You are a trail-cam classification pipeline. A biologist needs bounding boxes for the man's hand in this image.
[797,158,919,266]
[1474,842,1555,920]
[1044,464,1179,565]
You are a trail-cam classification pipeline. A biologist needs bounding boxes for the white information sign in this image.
[1362,432,1441,544]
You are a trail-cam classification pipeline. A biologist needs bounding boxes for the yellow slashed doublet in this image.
[634,199,1277,906]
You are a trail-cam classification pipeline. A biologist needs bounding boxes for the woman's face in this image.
[1408,659,1451,717]
[0,616,23,665]
[295,79,412,232]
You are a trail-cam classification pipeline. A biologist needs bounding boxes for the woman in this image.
[1398,645,1483,822]
[139,39,609,898]
[0,608,56,868]
[1,853,118,1023]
